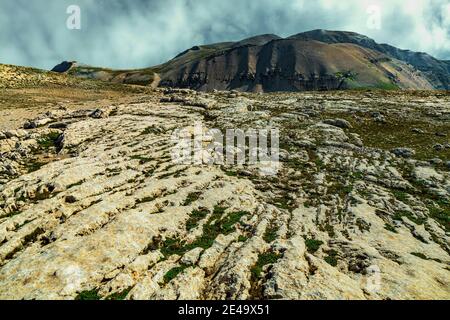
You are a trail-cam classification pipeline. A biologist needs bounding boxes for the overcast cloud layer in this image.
[1,0,449,70]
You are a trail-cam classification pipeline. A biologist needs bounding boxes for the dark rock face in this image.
[160,40,348,92]
[51,61,75,73]
[159,37,433,92]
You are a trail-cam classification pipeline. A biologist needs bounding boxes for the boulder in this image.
[23,121,37,129]
[429,158,443,165]
[65,195,78,204]
[433,144,444,151]
[391,148,415,158]
[48,122,68,129]
[372,112,386,123]
[89,109,105,119]
[24,118,53,129]
[4,131,18,138]
[323,118,352,129]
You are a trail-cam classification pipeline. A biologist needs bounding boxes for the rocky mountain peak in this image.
[52,30,450,91]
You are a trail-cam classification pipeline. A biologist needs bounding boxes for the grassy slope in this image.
[0,64,151,111]
[67,42,235,86]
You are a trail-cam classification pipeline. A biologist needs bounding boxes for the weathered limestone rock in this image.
[391,148,416,158]
[323,118,352,129]
[0,90,448,301]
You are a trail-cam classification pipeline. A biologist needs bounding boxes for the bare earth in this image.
[0,72,449,300]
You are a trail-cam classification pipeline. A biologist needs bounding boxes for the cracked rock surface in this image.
[0,88,449,300]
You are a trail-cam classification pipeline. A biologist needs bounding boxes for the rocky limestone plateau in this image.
[0,85,449,300]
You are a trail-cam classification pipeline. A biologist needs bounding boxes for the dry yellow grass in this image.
[0,64,155,130]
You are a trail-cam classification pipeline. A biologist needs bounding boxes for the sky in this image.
[1,0,449,70]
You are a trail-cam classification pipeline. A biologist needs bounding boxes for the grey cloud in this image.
[0,0,449,70]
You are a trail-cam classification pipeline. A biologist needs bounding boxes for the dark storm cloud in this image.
[0,0,449,70]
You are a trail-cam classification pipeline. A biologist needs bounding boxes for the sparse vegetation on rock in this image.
[0,66,448,300]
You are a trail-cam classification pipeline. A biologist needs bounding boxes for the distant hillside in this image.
[290,29,450,90]
[52,30,449,92]
[1,63,127,90]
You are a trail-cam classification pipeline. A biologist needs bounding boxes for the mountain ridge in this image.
[52,30,450,91]
[292,29,450,89]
